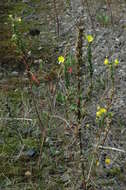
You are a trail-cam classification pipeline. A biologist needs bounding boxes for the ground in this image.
[0,0,126,189]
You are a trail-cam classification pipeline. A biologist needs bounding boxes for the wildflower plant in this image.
[64,54,75,88]
[86,34,94,82]
[87,56,119,185]
[60,30,119,188]
[104,57,119,87]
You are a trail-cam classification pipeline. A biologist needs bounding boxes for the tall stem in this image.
[53,0,60,37]
[75,22,86,189]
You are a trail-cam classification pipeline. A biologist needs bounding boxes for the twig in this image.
[53,0,60,37]
[23,53,46,168]
[37,129,46,168]
[0,117,35,122]
[84,0,96,35]
[50,115,71,128]
[86,140,99,183]
[97,145,126,153]
[15,144,25,161]
[87,154,95,182]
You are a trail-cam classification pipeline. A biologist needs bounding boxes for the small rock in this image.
[11,71,18,77]
[25,171,31,176]
[25,149,37,158]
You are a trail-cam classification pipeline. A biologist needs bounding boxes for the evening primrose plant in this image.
[97,57,119,136]
[104,57,119,89]
[56,54,76,121]
[84,34,94,101]
[64,54,75,88]
[88,57,119,180]
[86,35,94,82]
[96,107,107,118]
[86,35,94,80]
[57,54,75,88]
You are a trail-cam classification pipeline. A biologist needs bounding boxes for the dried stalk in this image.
[22,55,46,168]
[0,117,35,122]
[53,0,60,37]
[106,0,114,27]
[75,21,86,189]
[84,0,96,35]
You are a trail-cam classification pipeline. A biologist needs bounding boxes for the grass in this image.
[0,83,74,189]
[0,55,124,189]
[1,0,126,189]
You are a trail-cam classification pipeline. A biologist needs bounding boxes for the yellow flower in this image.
[96,111,101,117]
[96,107,107,118]
[114,58,119,66]
[86,35,94,43]
[104,58,109,65]
[105,158,111,165]
[58,56,65,64]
